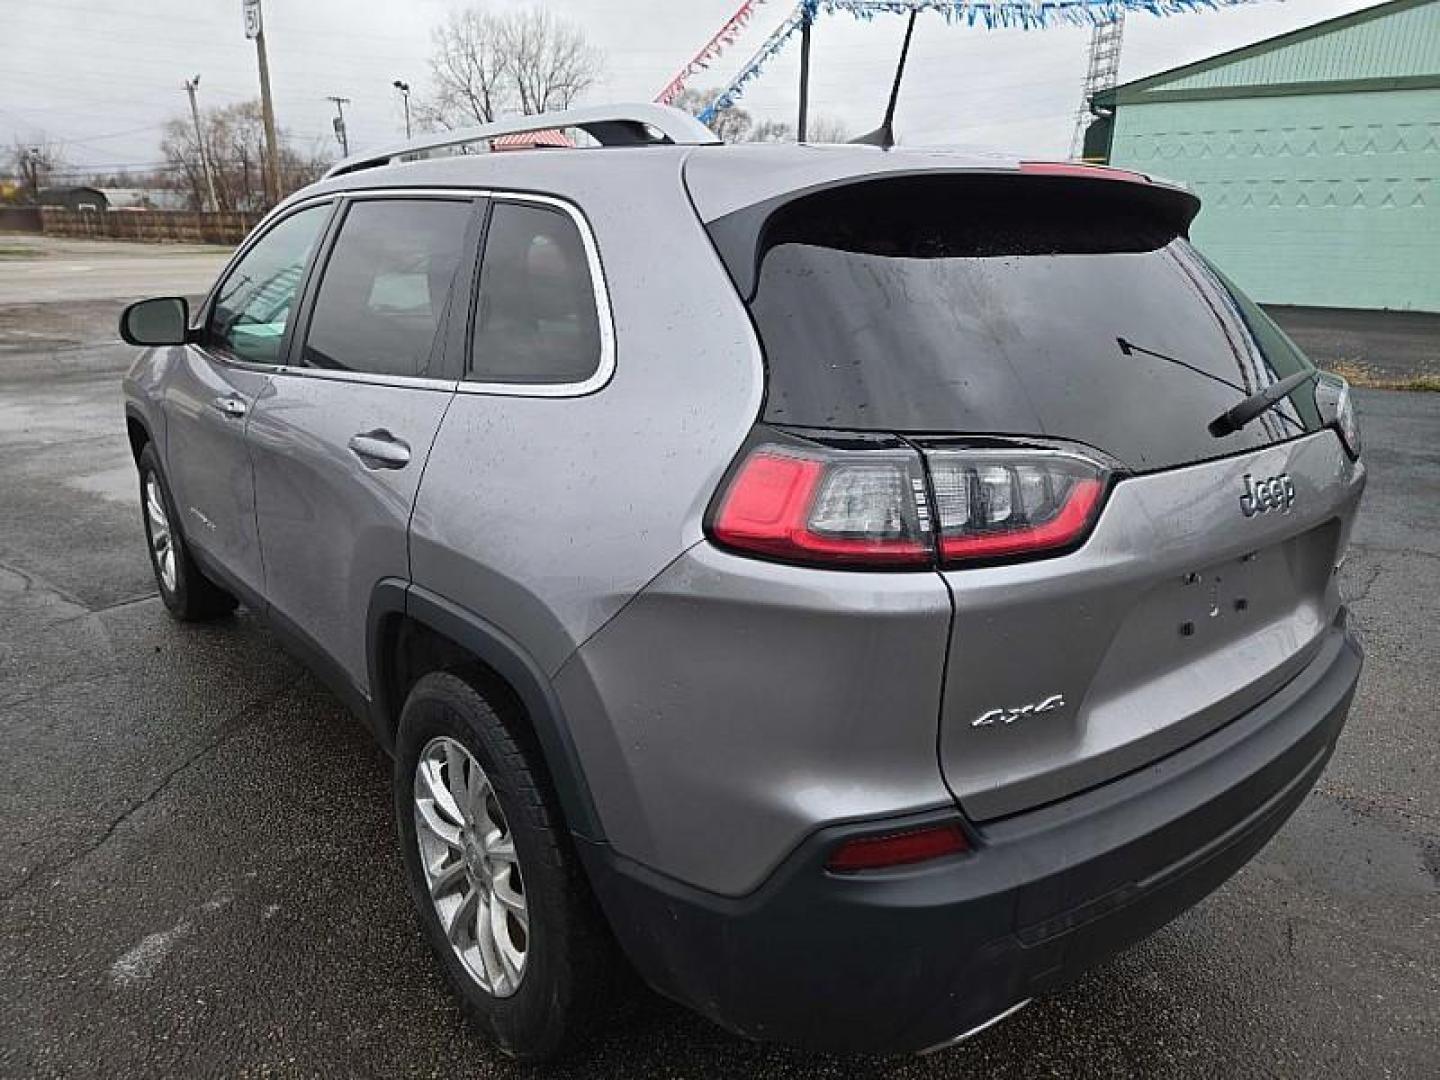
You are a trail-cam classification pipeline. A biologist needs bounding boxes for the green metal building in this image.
[1097,0,1439,312]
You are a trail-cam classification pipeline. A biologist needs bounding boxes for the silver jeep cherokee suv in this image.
[120,104,1365,1060]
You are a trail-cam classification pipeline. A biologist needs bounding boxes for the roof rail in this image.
[324,102,719,179]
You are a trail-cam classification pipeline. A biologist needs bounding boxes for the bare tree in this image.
[673,87,753,143]
[417,5,603,130]
[9,138,66,201]
[674,88,849,145]
[420,7,512,128]
[749,119,793,143]
[161,101,329,212]
[806,115,851,143]
[507,8,599,114]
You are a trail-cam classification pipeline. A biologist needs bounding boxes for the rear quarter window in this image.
[468,201,602,386]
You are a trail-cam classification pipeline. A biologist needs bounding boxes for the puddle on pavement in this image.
[66,462,137,504]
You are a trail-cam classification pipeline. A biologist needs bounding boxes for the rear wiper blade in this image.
[1206,368,1315,438]
[1118,336,1244,395]
[1116,337,1307,435]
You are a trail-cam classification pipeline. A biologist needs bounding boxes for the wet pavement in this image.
[1,246,1436,1077]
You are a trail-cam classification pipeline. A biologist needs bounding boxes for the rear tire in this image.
[394,671,616,1062]
[137,443,237,621]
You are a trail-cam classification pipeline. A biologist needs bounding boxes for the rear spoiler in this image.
[703,168,1203,301]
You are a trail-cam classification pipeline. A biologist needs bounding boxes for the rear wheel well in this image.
[380,614,531,757]
[371,601,604,842]
[126,416,150,463]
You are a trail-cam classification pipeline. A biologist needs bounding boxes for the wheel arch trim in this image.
[368,579,606,841]
[123,402,158,463]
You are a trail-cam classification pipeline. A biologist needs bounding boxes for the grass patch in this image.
[1325,359,1440,393]
[0,244,41,259]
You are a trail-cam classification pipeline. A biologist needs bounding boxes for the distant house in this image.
[35,186,186,211]
[36,186,108,211]
[1092,0,1439,313]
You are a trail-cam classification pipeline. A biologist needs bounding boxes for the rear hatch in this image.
[690,155,1365,820]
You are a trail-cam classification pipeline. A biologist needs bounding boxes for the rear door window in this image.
[208,203,329,366]
[302,198,475,378]
[467,201,602,386]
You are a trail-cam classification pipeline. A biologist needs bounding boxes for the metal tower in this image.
[1069,13,1125,159]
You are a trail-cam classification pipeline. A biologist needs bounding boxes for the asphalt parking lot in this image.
[1,238,1437,1077]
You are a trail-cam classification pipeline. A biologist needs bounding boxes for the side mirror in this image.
[119,297,191,347]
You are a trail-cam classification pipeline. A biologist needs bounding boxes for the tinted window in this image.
[209,204,329,365]
[726,176,1323,473]
[302,199,473,377]
[469,202,600,385]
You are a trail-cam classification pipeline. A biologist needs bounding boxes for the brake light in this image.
[711,447,931,568]
[926,449,1109,565]
[826,823,970,873]
[709,434,1112,570]
[1019,161,1150,184]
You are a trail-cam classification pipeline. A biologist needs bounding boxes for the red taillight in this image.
[926,449,1108,566]
[711,448,931,568]
[826,823,970,873]
[1019,161,1150,184]
[709,436,1112,570]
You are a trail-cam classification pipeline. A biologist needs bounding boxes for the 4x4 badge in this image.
[972,694,1065,728]
[1240,472,1295,517]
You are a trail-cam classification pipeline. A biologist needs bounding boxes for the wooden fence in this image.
[37,208,262,245]
[0,207,42,233]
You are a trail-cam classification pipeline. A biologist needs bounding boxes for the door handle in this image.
[211,395,247,419]
[348,430,411,469]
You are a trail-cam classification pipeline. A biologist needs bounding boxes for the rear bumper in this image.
[581,619,1361,1054]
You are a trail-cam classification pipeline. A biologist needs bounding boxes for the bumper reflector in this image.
[826,822,970,873]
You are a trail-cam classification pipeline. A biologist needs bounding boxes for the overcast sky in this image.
[3,0,1384,178]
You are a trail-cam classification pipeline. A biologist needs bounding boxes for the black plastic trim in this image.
[374,582,606,841]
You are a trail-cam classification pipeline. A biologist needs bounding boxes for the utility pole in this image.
[184,75,220,212]
[326,95,351,156]
[244,0,281,205]
[393,80,412,139]
[796,9,812,142]
[19,147,42,201]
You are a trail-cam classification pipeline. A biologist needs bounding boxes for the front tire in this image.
[136,443,236,621]
[394,671,615,1062]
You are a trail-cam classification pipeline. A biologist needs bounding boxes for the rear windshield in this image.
[714,175,1322,472]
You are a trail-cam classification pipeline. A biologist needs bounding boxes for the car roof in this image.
[282,141,1029,222]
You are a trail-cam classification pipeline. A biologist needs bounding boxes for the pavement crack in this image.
[1315,782,1440,831]
[48,591,161,628]
[1342,563,1385,607]
[0,668,119,714]
[2,676,302,903]
[0,556,90,611]
[1348,542,1440,563]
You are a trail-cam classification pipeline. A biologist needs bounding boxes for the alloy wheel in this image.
[144,473,177,593]
[413,736,529,997]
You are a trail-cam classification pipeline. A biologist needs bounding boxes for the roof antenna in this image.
[852,9,918,149]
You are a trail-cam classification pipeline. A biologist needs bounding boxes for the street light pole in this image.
[184,75,220,213]
[393,80,412,139]
[327,95,352,156]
